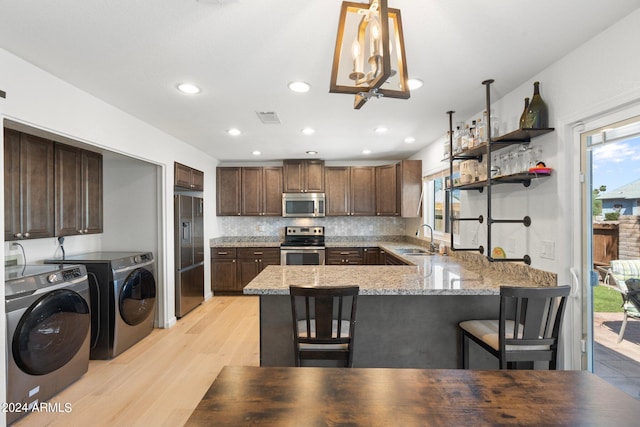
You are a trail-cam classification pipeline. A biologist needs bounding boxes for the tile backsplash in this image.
[216,216,409,239]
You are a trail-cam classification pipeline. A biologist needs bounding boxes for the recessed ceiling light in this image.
[306,150,318,155]
[252,150,261,156]
[407,78,423,90]
[177,83,201,94]
[302,127,315,135]
[404,137,416,144]
[227,128,241,136]
[288,81,311,93]
[362,149,372,155]
[375,126,388,134]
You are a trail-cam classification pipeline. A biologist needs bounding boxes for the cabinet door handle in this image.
[14,233,22,239]
[23,232,30,238]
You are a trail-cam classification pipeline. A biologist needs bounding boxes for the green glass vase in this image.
[524,81,548,129]
[519,97,529,129]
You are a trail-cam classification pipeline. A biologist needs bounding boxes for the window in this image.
[422,169,460,239]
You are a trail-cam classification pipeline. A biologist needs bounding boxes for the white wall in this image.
[0,48,224,411]
[411,9,640,369]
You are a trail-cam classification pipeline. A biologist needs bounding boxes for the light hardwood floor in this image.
[13,296,260,427]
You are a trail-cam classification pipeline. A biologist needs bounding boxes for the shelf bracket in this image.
[489,216,531,227]
[488,255,532,265]
[450,215,483,223]
[451,246,485,254]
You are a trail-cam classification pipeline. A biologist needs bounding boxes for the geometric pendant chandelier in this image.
[329,0,410,109]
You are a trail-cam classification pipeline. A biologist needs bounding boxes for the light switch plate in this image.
[541,241,555,260]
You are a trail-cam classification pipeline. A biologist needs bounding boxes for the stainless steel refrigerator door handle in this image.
[182,221,191,241]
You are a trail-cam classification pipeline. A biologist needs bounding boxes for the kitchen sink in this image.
[396,248,431,255]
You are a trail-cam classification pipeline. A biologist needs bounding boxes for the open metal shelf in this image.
[446,80,554,265]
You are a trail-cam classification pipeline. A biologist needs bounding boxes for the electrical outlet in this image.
[5,257,19,268]
[541,241,555,260]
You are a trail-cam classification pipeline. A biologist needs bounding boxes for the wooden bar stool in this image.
[289,285,359,367]
[459,285,571,370]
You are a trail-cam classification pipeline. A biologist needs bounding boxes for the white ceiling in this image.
[1,0,639,162]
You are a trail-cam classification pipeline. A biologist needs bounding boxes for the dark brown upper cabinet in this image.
[216,167,242,216]
[241,167,283,216]
[4,129,55,240]
[54,144,103,236]
[283,159,324,193]
[175,162,204,191]
[325,166,375,216]
[376,160,422,217]
[375,163,399,216]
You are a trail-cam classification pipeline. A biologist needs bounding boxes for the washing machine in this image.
[45,252,156,360]
[5,264,91,425]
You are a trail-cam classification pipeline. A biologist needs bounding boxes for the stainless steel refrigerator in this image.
[175,194,204,318]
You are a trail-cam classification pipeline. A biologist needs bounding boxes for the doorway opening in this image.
[583,116,640,398]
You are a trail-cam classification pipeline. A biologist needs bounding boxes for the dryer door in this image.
[119,268,156,326]
[13,289,90,375]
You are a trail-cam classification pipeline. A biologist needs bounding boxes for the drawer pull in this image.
[218,252,228,255]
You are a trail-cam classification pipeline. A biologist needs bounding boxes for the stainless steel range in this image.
[280,226,325,265]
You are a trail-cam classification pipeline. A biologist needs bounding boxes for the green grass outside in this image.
[594,285,623,312]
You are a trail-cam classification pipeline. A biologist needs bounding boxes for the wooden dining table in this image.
[186,366,640,426]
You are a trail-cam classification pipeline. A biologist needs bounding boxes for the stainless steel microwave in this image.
[282,193,325,217]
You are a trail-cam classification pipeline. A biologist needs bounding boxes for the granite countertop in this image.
[211,241,282,248]
[243,244,550,296]
[212,237,556,296]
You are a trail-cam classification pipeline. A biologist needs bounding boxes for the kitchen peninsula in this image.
[243,244,557,368]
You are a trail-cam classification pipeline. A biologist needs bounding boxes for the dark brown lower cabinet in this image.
[212,247,280,294]
[363,247,380,265]
[211,248,238,292]
[326,247,364,265]
[237,247,280,287]
[384,252,409,265]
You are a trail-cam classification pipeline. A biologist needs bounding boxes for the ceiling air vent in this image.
[256,111,281,124]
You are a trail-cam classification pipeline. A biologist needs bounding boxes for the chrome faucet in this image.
[415,224,435,252]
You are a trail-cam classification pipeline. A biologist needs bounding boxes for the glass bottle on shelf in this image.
[491,153,501,177]
[461,124,471,150]
[490,111,500,139]
[519,97,530,129]
[500,152,510,176]
[524,145,534,171]
[524,82,549,128]
[516,148,527,174]
[469,120,477,147]
[453,126,461,154]
[476,112,486,145]
[443,131,450,159]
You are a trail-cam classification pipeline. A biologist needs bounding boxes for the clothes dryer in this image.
[5,264,90,425]
[46,252,156,359]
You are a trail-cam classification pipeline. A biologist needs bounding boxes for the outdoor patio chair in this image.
[604,260,640,343]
